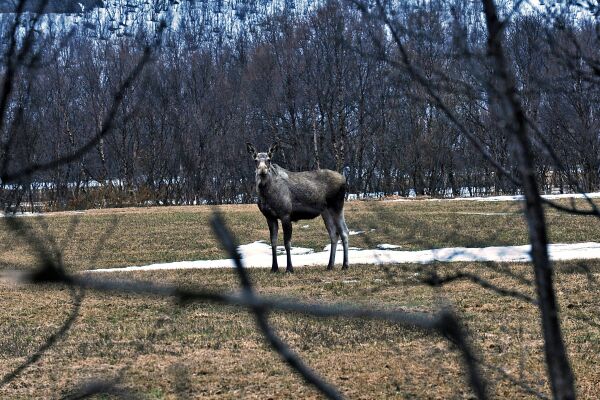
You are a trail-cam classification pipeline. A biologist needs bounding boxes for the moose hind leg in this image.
[334,211,349,270]
[267,218,279,272]
[322,210,339,270]
[282,218,294,273]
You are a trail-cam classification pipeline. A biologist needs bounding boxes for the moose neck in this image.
[256,164,287,193]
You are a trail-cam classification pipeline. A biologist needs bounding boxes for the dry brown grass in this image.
[0,199,599,398]
[0,198,598,272]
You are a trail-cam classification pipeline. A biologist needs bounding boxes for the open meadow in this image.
[0,198,599,398]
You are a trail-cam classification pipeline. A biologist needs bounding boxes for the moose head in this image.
[246,142,279,177]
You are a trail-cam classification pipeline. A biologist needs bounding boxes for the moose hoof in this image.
[271,267,279,273]
[286,267,294,273]
[326,264,334,271]
[342,264,349,270]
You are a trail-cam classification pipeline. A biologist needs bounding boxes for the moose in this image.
[246,142,349,272]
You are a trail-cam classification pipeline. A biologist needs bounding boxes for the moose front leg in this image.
[267,218,279,272]
[282,218,293,273]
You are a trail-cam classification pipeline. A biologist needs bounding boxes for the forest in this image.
[1,0,599,210]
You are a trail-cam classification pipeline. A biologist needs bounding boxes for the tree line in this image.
[1,0,599,211]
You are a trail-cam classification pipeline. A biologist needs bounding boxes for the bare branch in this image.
[0,0,50,161]
[211,212,345,400]
[422,270,538,305]
[1,20,167,184]
[479,1,576,398]
[350,0,521,190]
[0,286,84,389]
[2,210,488,399]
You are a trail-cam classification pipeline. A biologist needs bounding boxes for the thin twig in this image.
[1,21,167,184]
[423,270,538,305]
[211,212,345,400]
[0,286,84,389]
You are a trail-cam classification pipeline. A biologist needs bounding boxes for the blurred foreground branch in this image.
[1,212,488,399]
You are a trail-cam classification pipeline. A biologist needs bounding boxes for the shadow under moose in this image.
[246,142,349,272]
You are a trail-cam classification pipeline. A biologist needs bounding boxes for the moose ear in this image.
[246,142,257,158]
[267,142,279,158]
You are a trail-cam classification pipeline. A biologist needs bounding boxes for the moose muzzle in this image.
[257,161,269,176]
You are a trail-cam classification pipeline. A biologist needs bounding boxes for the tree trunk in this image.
[481,1,576,398]
[312,109,321,169]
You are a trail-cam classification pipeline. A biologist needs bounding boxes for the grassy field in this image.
[0,198,599,398]
[0,198,598,272]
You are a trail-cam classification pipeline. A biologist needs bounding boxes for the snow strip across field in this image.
[87,241,600,273]
[386,192,600,202]
[0,212,40,218]
[449,192,600,202]
[0,210,86,218]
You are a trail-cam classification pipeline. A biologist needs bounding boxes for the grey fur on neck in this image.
[271,164,289,179]
[256,164,288,190]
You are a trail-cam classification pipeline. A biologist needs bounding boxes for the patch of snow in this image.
[386,192,600,202]
[342,279,359,284]
[86,242,600,273]
[1,210,87,218]
[454,212,514,216]
[349,230,365,235]
[392,192,600,202]
[347,192,389,201]
[301,225,310,229]
[239,241,313,257]
[276,245,314,255]
[377,244,402,250]
[323,241,362,252]
[0,212,41,218]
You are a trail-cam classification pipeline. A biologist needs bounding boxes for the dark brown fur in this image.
[247,143,349,272]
